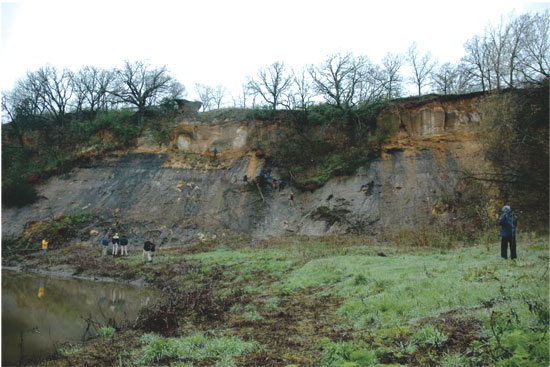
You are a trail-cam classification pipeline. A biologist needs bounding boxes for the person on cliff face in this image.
[120,236,129,256]
[243,175,248,187]
[143,240,156,262]
[498,205,517,260]
[213,146,218,159]
[112,233,120,256]
[278,179,286,192]
[289,192,295,207]
[101,235,109,256]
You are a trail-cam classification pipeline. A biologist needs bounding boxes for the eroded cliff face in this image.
[2,95,487,244]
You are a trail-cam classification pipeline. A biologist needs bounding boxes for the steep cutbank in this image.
[2,94,486,243]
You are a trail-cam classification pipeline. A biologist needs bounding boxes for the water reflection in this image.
[2,270,160,366]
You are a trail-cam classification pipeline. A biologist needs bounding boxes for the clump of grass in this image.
[262,296,280,311]
[242,304,264,322]
[137,332,258,365]
[58,344,82,357]
[411,325,448,348]
[319,337,378,367]
[98,326,116,337]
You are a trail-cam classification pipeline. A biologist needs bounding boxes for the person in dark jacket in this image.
[120,237,129,256]
[498,205,516,260]
[112,233,120,255]
[278,179,285,192]
[101,236,109,256]
[143,240,156,262]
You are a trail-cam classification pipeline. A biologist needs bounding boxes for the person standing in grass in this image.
[120,236,129,256]
[498,205,516,260]
[112,233,120,255]
[40,239,50,264]
[143,240,156,262]
[101,235,109,256]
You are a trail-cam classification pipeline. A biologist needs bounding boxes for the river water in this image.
[1,270,160,366]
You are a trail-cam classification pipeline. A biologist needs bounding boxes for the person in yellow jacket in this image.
[41,239,48,256]
[41,239,50,263]
[37,280,45,299]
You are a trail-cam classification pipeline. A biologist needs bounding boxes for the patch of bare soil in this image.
[233,289,345,367]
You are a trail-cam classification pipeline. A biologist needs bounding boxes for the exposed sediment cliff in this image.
[2,94,487,244]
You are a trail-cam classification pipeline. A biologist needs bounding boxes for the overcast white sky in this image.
[1,0,549,101]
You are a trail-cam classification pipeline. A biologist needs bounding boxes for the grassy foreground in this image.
[34,234,548,367]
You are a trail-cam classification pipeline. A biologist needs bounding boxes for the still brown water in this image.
[1,270,160,366]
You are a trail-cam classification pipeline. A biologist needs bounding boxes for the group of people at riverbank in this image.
[102,233,129,256]
[101,233,157,262]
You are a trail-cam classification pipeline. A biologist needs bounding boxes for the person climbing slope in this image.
[278,179,286,192]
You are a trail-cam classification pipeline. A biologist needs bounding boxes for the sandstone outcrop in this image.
[2,95,488,244]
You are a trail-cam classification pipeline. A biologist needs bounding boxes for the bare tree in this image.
[431,62,459,95]
[111,60,174,125]
[211,85,226,109]
[2,91,27,147]
[280,67,316,111]
[1,82,50,146]
[248,61,292,110]
[231,84,250,108]
[195,84,214,111]
[504,14,531,88]
[462,34,492,91]
[28,65,74,126]
[380,52,405,99]
[308,52,363,110]
[12,72,46,116]
[407,42,436,96]
[462,12,549,91]
[167,80,186,100]
[486,17,514,90]
[72,66,115,115]
[356,60,386,104]
[520,10,550,84]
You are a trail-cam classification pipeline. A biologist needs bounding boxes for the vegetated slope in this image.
[1,94,479,241]
[2,89,548,251]
[34,236,549,367]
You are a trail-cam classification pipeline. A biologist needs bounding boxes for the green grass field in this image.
[41,234,549,366]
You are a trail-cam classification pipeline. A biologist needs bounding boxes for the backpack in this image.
[102,238,108,246]
[120,238,128,246]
